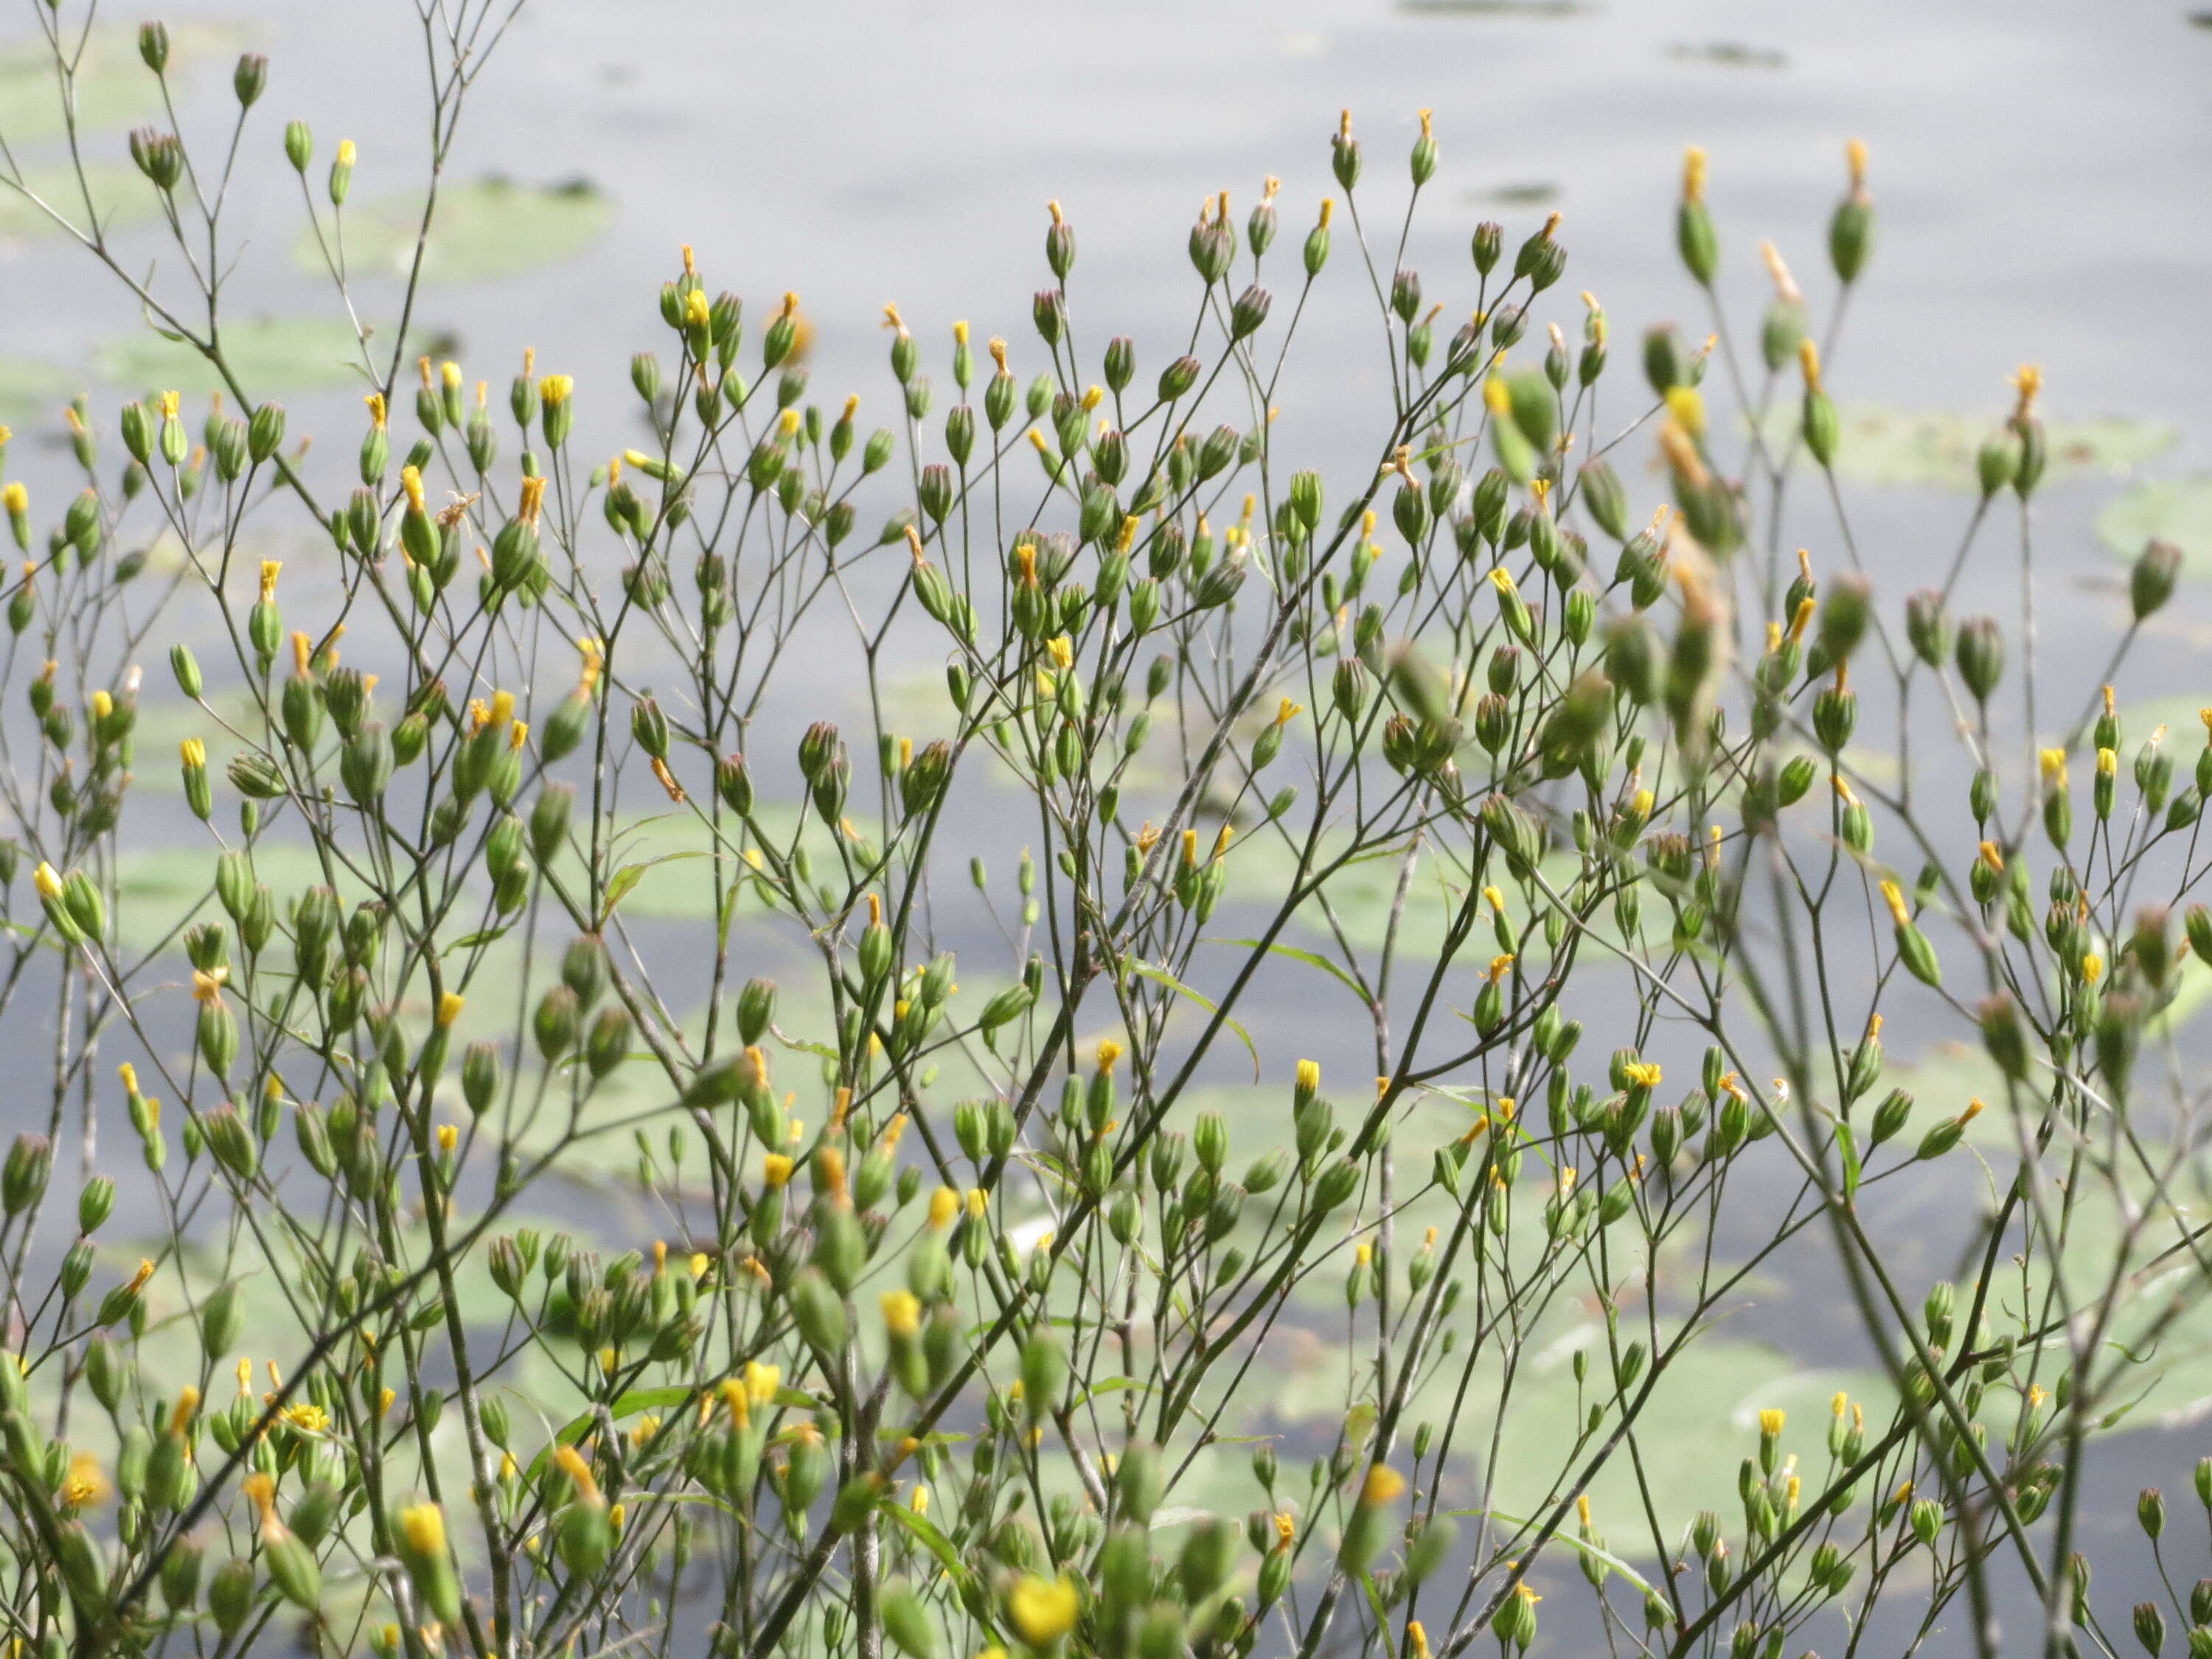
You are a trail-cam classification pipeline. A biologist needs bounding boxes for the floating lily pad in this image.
[309,176,615,285]
[1464,180,1560,207]
[1666,40,1789,69]
[1399,0,1592,13]
[0,161,165,243]
[1755,403,2176,490]
[0,21,251,147]
[0,355,74,426]
[94,314,369,394]
[2096,475,2212,577]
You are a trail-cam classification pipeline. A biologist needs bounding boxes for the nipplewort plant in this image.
[0,10,2209,1659]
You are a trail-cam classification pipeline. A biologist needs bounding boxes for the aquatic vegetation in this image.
[0,12,2206,1659]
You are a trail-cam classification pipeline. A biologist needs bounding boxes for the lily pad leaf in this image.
[0,162,166,244]
[2096,476,2212,578]
[1666,41,1788,69]
[0,22,250,147]
[0,355,76,427]
[310,176,614,285]
[1398,0,1592,13]
[1756,403,2175,490]
[95,315,370,394]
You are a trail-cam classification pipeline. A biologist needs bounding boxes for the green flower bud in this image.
[2132,539,2183,621]
[232,52,266,107]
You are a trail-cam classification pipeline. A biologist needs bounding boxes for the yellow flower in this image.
[880,1290,922,1338]
[2039,747,2068,787]
[1004,1575,1082,1648]
[61,1452,110,1510]
[1095,1038,1123,1074]
[553,1444,602,1505]
[717,1377,751,1429]
[397,1503,446,1557]
[435,992,465,1029]
[335,139,357,168]
[1682,144,1708,204]
[33,862,62,900]
[743,1360,781,1406]
[539,374,574,407]
[1359,1464,1406,1507]
[1046,635,1074,672]
[181,737,206,769]
[242,1472,278,1527]
[1621,1062,1662,1091]
[282,1402,331,1434]
[928,1186,960,1231]
[1295,1059,1320,1095]
[762,1153,795,1189]
[0,483,23,516]
[1759,1408,1786,1438]
[1878,879,1912,928]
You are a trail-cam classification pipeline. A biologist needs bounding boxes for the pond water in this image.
[4,0,2212,1652]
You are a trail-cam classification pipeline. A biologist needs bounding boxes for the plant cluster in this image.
[1,9,2210,1659]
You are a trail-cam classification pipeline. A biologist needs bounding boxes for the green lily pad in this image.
[0,355,74,427]
[309,175,614,285]
[0,21,251,147]
[1666,41,1789,69]
[1756,403,2176,490]
[2096,475,2212,577]
[94,314,370,394]
[1399,0,1592,13]
[1464,181,1560,208]
[0,161,167,243]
